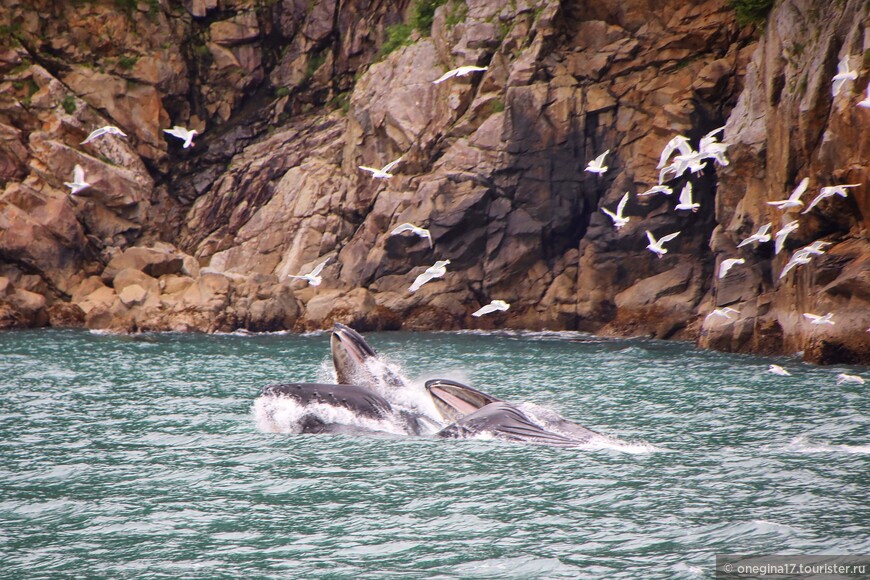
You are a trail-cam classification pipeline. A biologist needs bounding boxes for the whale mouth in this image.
[425,378,500,422]
[331,323,378,384]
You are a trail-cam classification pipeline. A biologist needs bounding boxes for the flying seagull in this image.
[831,55,858,97]
[64,164,90,195]
[164,125,198,148]
[768,177,809,210]
[81,125,127,144]
[802,184,860,214]
[359,157,402,179]
[601,192,630,229]
[656,135,693,169]
[774,220,800,255]
[287,257,331,286]
[645,230,680,258]
[705,307,739,321]
[638,185,673,197]
[768,364,791,376]
[803,312,835,325]
[779,252,812,279]
[585,149,609,174]
[432,65,488,84]
[718,258,745,279]
[472,299,510,317]
[836,373,865,385]
[390,223,433,248]
[674,182,700,212]
[737,223,772,248]
[409,260,450,292]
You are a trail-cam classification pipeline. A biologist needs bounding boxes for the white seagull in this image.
[675,182,700,212]
[768,364,791,376]
[645,230,680,258]
[802,184,860,214]
[857,82,870,108]
[472,299,510,317]
[794,240,831,259]
[836,373,865,385]
[585,149,609,174]
[803,312,835,325]
[779,252,812,279]
[737,223,772,248]
[657,135,693,169]
[80,125,127,144]
[698,127,729,166]
[831,55,858,98]
[409,260,450,292]
[638,185,673,197]
[718,258,745,279]
[601,192,630,229]
[768,177,809,210]
[287,257,331,286]
[359,157,403,179]
[774,220,800,255]
[390,223,433,248]
[432,65,488,84]
[705,307,739,321]
[64,164,91,195]
[163,125,198,148]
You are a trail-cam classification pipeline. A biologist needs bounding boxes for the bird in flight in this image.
[768,177,809,210]
[390,223,433,248]
[409,260,450,292]
[472,299,510,317]
[803,312,835,325]
[705,307,739,321]
[287,257,331,286]
[81,125,127,144]
[638,185,673,197]
[737,223,772,248]
[645,230,680,258]
[432,65,488,84]
[768,364,791,376]
[585,149,609,174]
[802,184,860,214]
[779,252,812,279]
[657,134,692,170]
[718,258,745,279]
[359,157,403,179]
[774,220,800,255]
[601,192,630,229]
[836,373,865,385]
[675,182,700,212]
[64,164,91,195]
[164,126,198,148]
[831,55,858,97]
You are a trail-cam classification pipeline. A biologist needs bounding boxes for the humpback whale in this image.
[331,323,405,389]
[426,378,604,446]
[259,382,426,435]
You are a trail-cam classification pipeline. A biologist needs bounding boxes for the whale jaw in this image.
[425,378,500,422]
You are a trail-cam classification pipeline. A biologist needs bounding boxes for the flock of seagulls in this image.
[767,362,865,386]
[65,50,864,375]
[65,123,198,195]
[286,65,511,316]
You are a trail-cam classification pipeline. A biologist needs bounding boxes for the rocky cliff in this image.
[0,0,867,364]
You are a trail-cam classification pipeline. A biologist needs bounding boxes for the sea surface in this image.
[0,328,868,578]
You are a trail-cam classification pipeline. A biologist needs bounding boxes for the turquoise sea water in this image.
[0,329,868,578]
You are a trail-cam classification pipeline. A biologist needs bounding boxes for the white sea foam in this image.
[251,395,408,436]
[786,436,870,454]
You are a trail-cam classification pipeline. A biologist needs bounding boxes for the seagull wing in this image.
[358,165,381,175]
[678,182,693,205]
[595,149,610,165]
[789,177,810,202]
[659,231,680,244]
[616,192,629,217]
[472,303,497,317]
[309,258,330,277]
[381,157,403,173]
[432,69,458,84]
[73,164,85,183]
[645,230,657,246]
[81,127,107,144]
[601,207,618,223]
[801,190,828,214]
[390,223,417,235]
[803,313,821,322]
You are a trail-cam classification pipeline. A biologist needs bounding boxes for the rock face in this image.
[0,0,867,363]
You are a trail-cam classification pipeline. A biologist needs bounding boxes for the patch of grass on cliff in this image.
[304,49,328,81]
[62,95,77,114]
[411,0,448,34]
[728,0,775,26]
[378,23,413,59]
[118,55,138,70]
[274,86,290,98]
